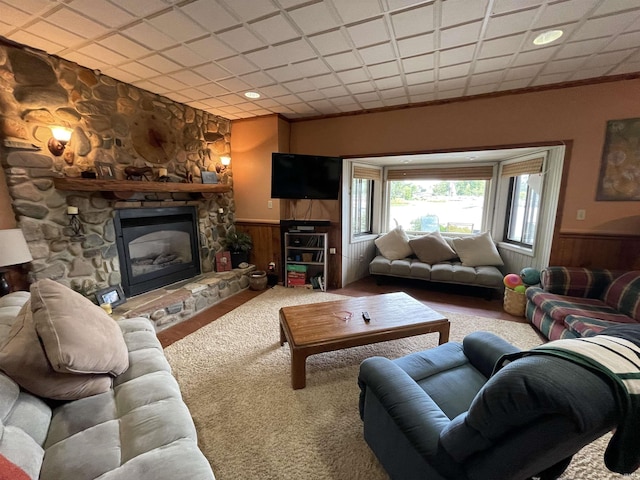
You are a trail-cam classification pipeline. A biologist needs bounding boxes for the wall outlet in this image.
[329,247,336,254]
[267,200,273,209]
[576,209,586,220]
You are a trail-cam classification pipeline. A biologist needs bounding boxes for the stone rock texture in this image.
[0,43,239,316]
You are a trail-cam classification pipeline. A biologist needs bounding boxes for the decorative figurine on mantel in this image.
[124,166,153,181]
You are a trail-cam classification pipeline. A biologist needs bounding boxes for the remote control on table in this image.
[362,311,370,322]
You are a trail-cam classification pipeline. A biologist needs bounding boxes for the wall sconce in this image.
[216,155,231,173]
[0,228,33,297]
[67,206,84,240]
[48,127,72,156]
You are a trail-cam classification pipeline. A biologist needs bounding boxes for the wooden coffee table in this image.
[279,292,450,389]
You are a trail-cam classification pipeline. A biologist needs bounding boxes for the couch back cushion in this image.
[602,271,640,322]
[540,267,616,298]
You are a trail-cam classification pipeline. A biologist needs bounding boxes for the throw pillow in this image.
[602,272,640,321]
[0,300,112,400]
[452,231,504,267]
[0,454,30,480]
[31,279,129,376]
[408,231,457,264]
[374,226,413,260]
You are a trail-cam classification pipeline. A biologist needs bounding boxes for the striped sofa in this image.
[526,267,640,340]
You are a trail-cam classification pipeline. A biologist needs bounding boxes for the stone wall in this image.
[0,41,236,300]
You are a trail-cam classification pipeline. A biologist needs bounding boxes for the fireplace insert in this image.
[114,207,201,297]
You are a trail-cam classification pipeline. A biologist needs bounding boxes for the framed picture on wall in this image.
[596,117,640,201]
[215,251,232,272]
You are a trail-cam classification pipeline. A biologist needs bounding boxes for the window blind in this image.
[353,166,381,181]
[501,157,544,177]
[386,165,494,181]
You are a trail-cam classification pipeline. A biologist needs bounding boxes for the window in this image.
[350,165,380,237]
[386,165,493,234]
[352,178,373,235]
[505,175,540,247]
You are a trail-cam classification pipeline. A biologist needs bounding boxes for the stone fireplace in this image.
[114,206,201,297]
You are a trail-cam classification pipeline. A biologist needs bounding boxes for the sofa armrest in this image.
[462,331,521,378]
[358,356,450,458]
[540,267,616,298]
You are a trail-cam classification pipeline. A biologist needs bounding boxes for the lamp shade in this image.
[0,229,33,268]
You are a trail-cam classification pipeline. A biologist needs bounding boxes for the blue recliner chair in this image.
[358,331,626,480]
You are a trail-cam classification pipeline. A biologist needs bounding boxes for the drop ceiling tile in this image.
[147,10,207,43]
[176,88,208,100]
[222,0,278,22]
[441,0,488,28]
[499,78,531,90]
[320,85,349,97]
[325,51,361,71]
[293,58,331,77]
[194,62,232,80]
[511,46,558,67]
[181,0,240,32]
[467,83,498,95]
[68,0,136,28]
[607,60,640,75]
[217,26,264,53]
[105,69,140,84]
[308,30,352,55]
[278,0,310,8]
[572,14,636,42]
[217,56,258,75]
[397,33,435,57]
[346,18,389,48]
[118,61,160,78]
[274,94,303,105]
[438,77,468,91]
[336,103,361,113]
[368,61,400,79]
[440,44,476,67]
[346,81,375,94]
[308,99,336,111]
[329,95,357,106]
[308,73,341,89]
[491,0,543,16]
[355,92,381,103]
[360,99,385,109]
[283,79,317,93]
[439,63,470,79]
[188,36,237,61]
[441,21,482,50]
[255,98,281,108]
[265,65,302,82]
[468,70,505,86]
[594,0,640,16]
[133,79,163,92]
[1,0,46,19]
[170,69,209,86]
[240,70,276,87]
[197,82,231,97]
[390,4,435,39]
[379,87,406,99]
[244,47,287,69]
[375,76,403,90]
[45,7,109,39]
[168,91,196,102]
[437,88,465,99]
[474,55,512,73]
[359,42,396,64]
[110,0,167,17]
[98,34,151,60]
[583,49,635,68]
[331,0,382,23]
[259,84,291,97]
[163,45,207,67]
[250,13,300,44]
[77,44,128,65]
[149,75,186,92]
[288,3,339,35]
[535,0,596,30]
[604,31,640,52]
[218,105,244,114]
[402,53,435,73]
[405,70,435,85]
[273,39,317,63]
[485,9,537,39]
[555,38,608,59]
[122,21,177,50]
[478,34,525,59]
[384,96,410,106]
[336,68,369,84]
[503,64,542,81]
[531,72,571,86]
[8,31,65,54]
[24,21,84,47]
[200,98,228,108]
[296,90,326,101]
[217,93,247,104]
[139,54,181,73]
[541,57,587,75]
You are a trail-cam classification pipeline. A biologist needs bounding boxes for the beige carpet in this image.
[164,286,633,480]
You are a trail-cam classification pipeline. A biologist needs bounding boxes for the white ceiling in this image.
[1,0,639,121]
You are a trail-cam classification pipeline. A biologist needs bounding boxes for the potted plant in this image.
[223,229,252,268]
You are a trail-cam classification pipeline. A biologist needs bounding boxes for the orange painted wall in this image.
[290,78,640,235]
[231,115,288,223]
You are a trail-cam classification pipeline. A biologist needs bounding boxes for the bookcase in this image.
[284,232,328,291]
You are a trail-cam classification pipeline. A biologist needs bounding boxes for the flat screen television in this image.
[271,153,342,200]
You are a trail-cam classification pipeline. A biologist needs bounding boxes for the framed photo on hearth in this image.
[95,161,116,180]
[95,284,126,307]
[216,251,232,272]
[201,171,218,184]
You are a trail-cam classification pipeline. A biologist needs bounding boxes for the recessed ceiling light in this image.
[533,29,563,46]
[244,91,261,99]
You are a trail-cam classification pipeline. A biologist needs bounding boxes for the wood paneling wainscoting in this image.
[549,232,640,270]
[235,221,342,289]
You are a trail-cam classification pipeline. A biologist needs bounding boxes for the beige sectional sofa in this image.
[0,280,214,480]
[369,228,504,293]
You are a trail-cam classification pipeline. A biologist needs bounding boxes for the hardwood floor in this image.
[158,276,528,348]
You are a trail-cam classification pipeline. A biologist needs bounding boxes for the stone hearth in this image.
[113,265,254,331]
